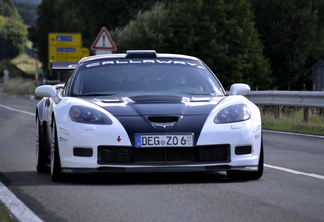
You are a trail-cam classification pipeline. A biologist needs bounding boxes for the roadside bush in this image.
[2,78,36,95]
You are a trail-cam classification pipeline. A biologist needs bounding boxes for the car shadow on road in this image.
[4,170,253,186]
[62,171,232,185]
[1,170,254,187]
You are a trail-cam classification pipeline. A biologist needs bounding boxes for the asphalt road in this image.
[0,96,323,222]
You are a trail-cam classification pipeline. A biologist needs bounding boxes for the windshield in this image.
[70,58,224,96]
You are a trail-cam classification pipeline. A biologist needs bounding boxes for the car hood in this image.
[86,94,223,116]
[84,94,224,145]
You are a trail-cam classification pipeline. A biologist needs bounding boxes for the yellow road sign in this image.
[81,48,90,57]
[48,33,82,63]
[49,46,82,62]
[49,33,81,46]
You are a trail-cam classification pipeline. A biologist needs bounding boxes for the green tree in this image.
[14,2,39,24]
[30,0,271,89]
[0,0,19,17]
[65,0,168,49]
[112,2,171,52]
[113,0,271,89]
[251,0,324,90]
[28,0,79,73]
[166,0,271,89]
[29,0,165,75]
[0,0,28,60]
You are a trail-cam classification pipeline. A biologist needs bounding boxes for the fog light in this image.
[235,146,252,155]
[73,148,93,157]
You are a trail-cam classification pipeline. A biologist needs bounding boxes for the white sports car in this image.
[35,50,263,182]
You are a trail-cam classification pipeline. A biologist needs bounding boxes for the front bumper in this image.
[56,118,262,174]
[61,164,259,174]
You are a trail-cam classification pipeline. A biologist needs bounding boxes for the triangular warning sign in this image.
[91,27,117,50]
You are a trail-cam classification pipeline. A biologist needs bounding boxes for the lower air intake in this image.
[98,145,230,164]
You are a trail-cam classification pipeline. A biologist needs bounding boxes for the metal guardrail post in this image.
[274,106,280,119]
[303,108,309,123]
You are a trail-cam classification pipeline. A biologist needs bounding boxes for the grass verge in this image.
[261,107,324,136]
[0,203,17,222]
[1,78,37,96]
[10,53,42,75]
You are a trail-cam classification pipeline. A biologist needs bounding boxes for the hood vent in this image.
[130,95,183,103]
[148,116,179,129]
[148,116,179,123]
[101,97,123,103]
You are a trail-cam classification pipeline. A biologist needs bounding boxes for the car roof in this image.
[79,50,201,64]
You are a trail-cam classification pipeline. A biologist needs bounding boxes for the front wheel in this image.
[36,118,49,173]
[227,142,264,180]
[50,120,63,182]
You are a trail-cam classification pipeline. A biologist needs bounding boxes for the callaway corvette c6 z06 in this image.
[35,50,263,182]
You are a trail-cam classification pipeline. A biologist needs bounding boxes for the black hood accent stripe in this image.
[85,95,220,146]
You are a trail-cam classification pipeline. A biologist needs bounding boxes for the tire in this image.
[36,118,49,173]
[227,141,264,181]
[50,120,63,182]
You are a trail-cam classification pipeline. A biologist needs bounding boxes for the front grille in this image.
[98,145,230,164]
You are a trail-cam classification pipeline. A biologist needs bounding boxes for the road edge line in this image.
[0,104,35,117]
[263,129,324,139]
[265,164,324,180]
[0,181,43,222]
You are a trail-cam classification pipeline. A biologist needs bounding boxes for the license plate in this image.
[135,134,194,148]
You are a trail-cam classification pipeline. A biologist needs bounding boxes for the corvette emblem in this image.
[152,122,175,128]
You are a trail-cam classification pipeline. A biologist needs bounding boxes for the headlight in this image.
[69,106,112,125]
[214,104,251,124]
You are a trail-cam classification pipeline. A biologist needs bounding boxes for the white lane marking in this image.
[0,181,43,222]
[265,164,324,180]
[0,104,35,116]
[0,103,40,221]
[263,129,324,139]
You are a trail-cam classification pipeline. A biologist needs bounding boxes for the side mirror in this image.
[35,85,61,103]
[35,85,57,98]
[229,83,250,96]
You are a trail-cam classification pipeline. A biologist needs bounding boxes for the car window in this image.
[70,59,224,96]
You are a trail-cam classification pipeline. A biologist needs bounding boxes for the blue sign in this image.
[56,36,72,41]
[56,48,76,52]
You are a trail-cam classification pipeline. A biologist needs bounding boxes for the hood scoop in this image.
[190,97,214,102]
[129,95,183,103]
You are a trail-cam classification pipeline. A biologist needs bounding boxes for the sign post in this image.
[3,69,9,84]
[91,27,117,54]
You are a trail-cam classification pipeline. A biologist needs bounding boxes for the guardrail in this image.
[245,91,324,121]
[246,91,324,108]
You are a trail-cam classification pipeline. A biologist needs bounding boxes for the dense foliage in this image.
[111,2,171,53]
[28,0,165,76]
[165,0,271,89]
[112,0,271,89]
[0,0,28,60]
[251,0,324,90]
[29,0,272,89]
[7,0,324,90]
[13,1,39,24]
